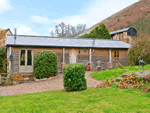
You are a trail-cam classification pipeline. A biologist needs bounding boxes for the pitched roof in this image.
[6,35,131,49]
[110,28,130,35]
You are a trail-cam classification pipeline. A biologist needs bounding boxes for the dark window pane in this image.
[27,50,32,65]
[117,51,119,57]
[20,50,25,66]
[114,51,116,57]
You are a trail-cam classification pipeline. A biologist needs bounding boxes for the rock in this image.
[42,78,48,81]
[48,77,53,80]
[35,79,40,82]
[13,81,18,85]
[24,77,29,81]
[121,74,130,77]
[116,77,123,82]
[135,67,139,69]
[131,72,136,75]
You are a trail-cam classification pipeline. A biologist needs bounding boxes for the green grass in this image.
[91,64,150,81]
[0,87,150,113]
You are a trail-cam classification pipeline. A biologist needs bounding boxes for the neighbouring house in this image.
[0,29,13,46]
[5,35,130,75]
[110,27,137,44]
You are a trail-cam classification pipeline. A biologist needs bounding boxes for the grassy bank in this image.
[91,64,150,81]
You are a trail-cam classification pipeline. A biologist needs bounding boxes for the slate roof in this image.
[6,35,131,49]
[110,28,130,35]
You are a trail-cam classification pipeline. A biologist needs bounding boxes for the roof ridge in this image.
[7,35,121,41]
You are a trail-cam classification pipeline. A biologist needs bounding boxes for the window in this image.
[27,50,32,65]
[84,49,86,52]
[20,50,25,65]
[79,48,80,53]
[20,49,32,66]
[114,51,119,58]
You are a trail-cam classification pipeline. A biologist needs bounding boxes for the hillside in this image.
[79,0,150,37]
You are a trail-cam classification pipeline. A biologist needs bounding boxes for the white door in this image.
[19,49,33,72]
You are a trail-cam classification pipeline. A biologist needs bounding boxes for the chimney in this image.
[14,28,17,44]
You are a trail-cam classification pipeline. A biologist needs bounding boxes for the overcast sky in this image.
[0,0,139,36]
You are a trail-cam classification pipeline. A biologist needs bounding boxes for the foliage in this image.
[0,88,150,112]
[0,29,6,46]
[97,78,114,88]
[128,33,150,65]
[0,46,6,65]
[33,50,58,79]
[78,23,111,39]
[118,76,142,89]
[91,64,150,81]
[63,63,87,92]
[0,46,6,72]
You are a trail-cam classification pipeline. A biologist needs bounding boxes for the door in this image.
[19,49,33,72]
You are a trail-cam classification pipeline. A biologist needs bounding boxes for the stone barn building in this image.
[110,27,137,44]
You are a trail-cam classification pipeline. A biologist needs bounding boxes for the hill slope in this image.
[79,0,150,36]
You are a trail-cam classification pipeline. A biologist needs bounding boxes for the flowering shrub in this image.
[63,63,87,92]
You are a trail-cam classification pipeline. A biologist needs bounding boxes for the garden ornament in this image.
[138,56,146,77]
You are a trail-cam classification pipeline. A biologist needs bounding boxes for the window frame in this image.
[114,50,120,59]
[19,49,33,67]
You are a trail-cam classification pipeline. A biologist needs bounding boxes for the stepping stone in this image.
[121,74,130,77]
[116,77,123,82]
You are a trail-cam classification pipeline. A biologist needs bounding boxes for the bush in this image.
[34,50,58,79]
[63,63,87,92]
[78,23,111,39]
[0,46,6,72]
[128,33,150,65]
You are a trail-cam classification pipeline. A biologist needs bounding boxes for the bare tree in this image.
[55,25,59,36]
[83,24,86,31]
[65,24,71,37]
[59,22,66,37]
[50,30,54,37]
[53,22,86,37]
[71,26,76,34]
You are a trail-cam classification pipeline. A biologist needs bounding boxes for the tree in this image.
[71,26,76,34]
[65,24,71,37]
[128,33,150,65]
[53,22,86,37]
[59,22,66,37]
[50,30,54,37]
[78,23,111,39]
[55,25,59,36]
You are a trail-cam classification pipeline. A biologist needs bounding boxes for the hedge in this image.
[33,50,58,79]
[63,63,87,92]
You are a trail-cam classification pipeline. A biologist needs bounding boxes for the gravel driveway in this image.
[0,71,102,96]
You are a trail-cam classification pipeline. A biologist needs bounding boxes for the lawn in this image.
[0,87,150,113]
[91,64,150,81]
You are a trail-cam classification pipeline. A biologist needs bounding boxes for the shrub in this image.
[63,63,87,92]
[34,50,58,79]
[78,23,111,39]
[0,46,6,72]
[128,33,150,65]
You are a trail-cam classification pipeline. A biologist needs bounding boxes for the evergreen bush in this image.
[34,50,58,79]
[78,23,111,39]
[63,63,87,92]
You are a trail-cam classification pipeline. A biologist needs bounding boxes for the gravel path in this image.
[0,71,102,96]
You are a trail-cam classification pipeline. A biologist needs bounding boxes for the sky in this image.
[0,0,139,36]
